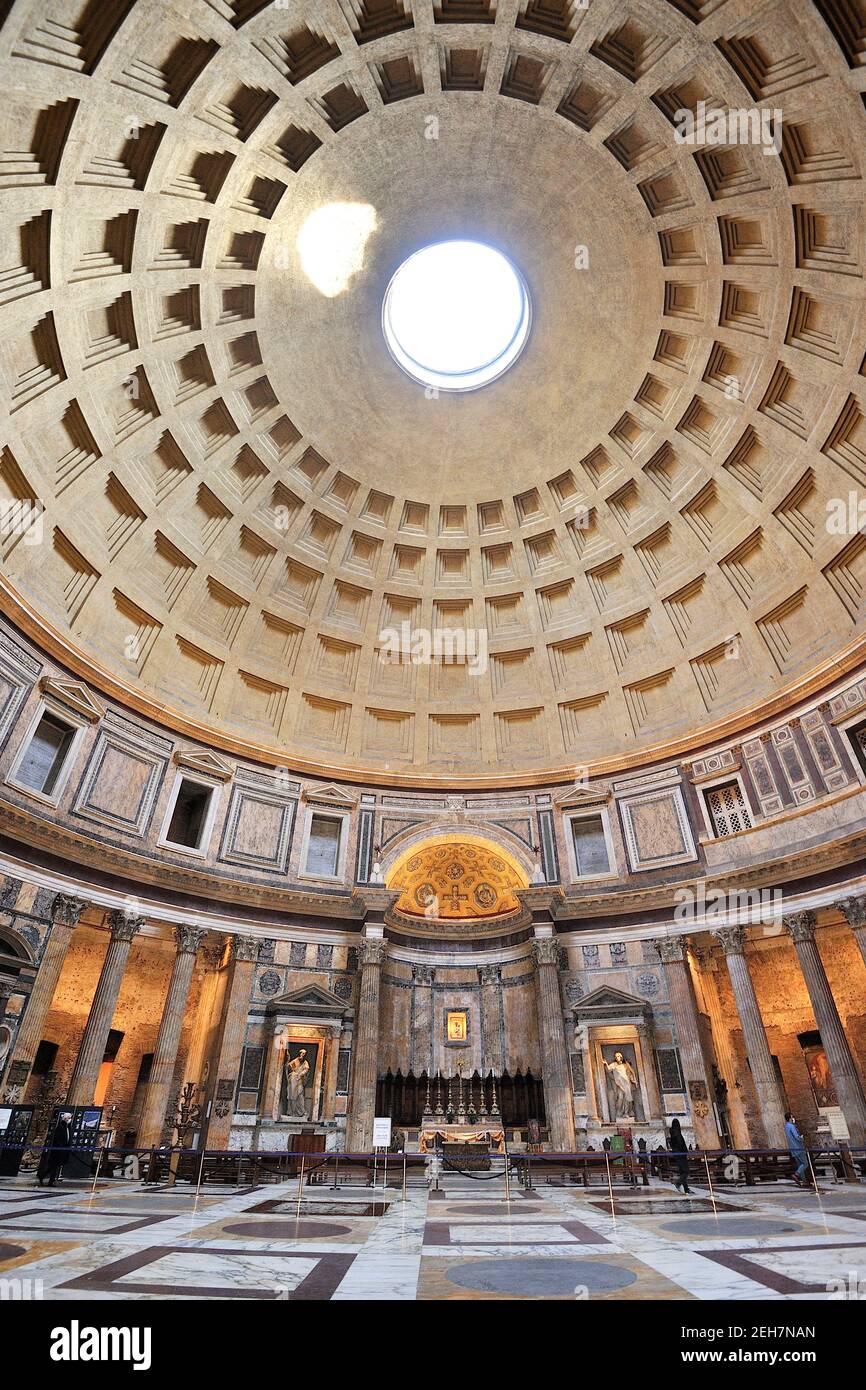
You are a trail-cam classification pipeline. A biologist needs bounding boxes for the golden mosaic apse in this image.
[388,838,527,919]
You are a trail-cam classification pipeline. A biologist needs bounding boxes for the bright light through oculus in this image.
[382,240,531,392]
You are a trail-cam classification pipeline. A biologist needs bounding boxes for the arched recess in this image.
[0,925,35,967]
[385,832,530,920]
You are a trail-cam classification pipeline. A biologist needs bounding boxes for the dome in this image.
[0,0,865,790]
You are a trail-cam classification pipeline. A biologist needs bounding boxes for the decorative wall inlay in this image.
[618,785,697,872]
[771,726,816,805]
[218,783,295,871]
[71,721,168,836]
[742,736,785,816]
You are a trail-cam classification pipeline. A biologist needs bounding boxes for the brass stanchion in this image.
[703,1151,718,1216]
[296,1152,305,1216]
[88,1139,105,1202]
[193,1146,205,1208]
[332,1152,340,1191]
[604,1148,616,1224]
[402,1150,407,1202]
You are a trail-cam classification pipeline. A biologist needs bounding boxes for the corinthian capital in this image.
[712,924,746,956]
[783,910,817,944]
[106,908,145,943]
[532,937,562,969]
[174,924,203,955]
[357,937,386,969]
[835,896,866,929]
[655,937,686,965]
[230,935,260,963]
[50,894,88,928]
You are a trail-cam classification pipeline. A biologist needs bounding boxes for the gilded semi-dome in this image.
[1,0,865,784]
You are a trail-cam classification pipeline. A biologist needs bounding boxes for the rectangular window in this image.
[305,813,342,877]
[165,778,214,850]
[704,780,752,837]
[847,718,866,778]
[571,814,611,877]
[15,711,76,796]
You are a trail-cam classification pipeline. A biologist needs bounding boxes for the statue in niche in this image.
[601,1046,643,1121]
[281,1045,312,1120]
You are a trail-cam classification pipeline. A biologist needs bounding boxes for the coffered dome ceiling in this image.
[1,0,865,785]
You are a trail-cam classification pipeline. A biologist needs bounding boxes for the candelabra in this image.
[173,1082,202,1147]
[423,1072,433,1118]
[434,1070,444,1116]
[456,1066,467,1119]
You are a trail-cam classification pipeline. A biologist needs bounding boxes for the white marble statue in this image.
[282,1048,310,1119]
[603,1050,638,1119]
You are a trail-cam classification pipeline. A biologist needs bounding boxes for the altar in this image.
[418,1126,505,1154]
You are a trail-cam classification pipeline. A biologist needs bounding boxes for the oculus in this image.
[381,240,531,392]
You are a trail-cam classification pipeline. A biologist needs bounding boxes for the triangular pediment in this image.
[267,982,349,1015]
[302,782,357,807]
[40,676,105,723]
[573,984,650,1014]
[173,747,234,782]
[554,782,611,809]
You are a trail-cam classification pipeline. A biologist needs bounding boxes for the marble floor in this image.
[1,1169,865,1300]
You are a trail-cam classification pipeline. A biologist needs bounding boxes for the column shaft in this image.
[137,926,202,1148]
[66,911,144,1107]
[479,966,503,1075]
[656,939,720,1148]
[4,895,87,1093]
[347,938,385,1151]
[714,928,787,1148]
[205,936,258,1149]
[785,912,866,1147]
[533,939,576,1152]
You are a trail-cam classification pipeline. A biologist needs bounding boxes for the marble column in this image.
[478,963,504,1075]
[66,909,144,1107]
[182,936,226,1098]
[3,893,87,1096]
[713,926,787,1147]
[411,963,435,1076]
[346,937,386,1151]
[532,937,576,1151]
[835,896,866,975]
[205,935,259,1149]
[137,925,203,1147]
[784,911,866,1146]
[656,937,720,1149]
[692,948,751,1149]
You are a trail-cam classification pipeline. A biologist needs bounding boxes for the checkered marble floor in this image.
[1,1172,865,1300]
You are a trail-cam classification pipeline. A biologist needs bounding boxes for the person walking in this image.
[37,1111,72,1187]
[785,1112,811,1188]
[669,1117,692,1195]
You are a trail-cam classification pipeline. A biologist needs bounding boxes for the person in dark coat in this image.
[669,1117,692,1195]
[37,1112,71,1187]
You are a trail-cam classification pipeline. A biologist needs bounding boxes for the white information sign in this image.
[372,1117,392,1148]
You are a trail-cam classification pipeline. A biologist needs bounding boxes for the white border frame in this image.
[837,709,866,787]
[696,770,755,839]
[157,769,222,858]
[297,805,350,884]
[5,697,87,807]
[563,807,617,883]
